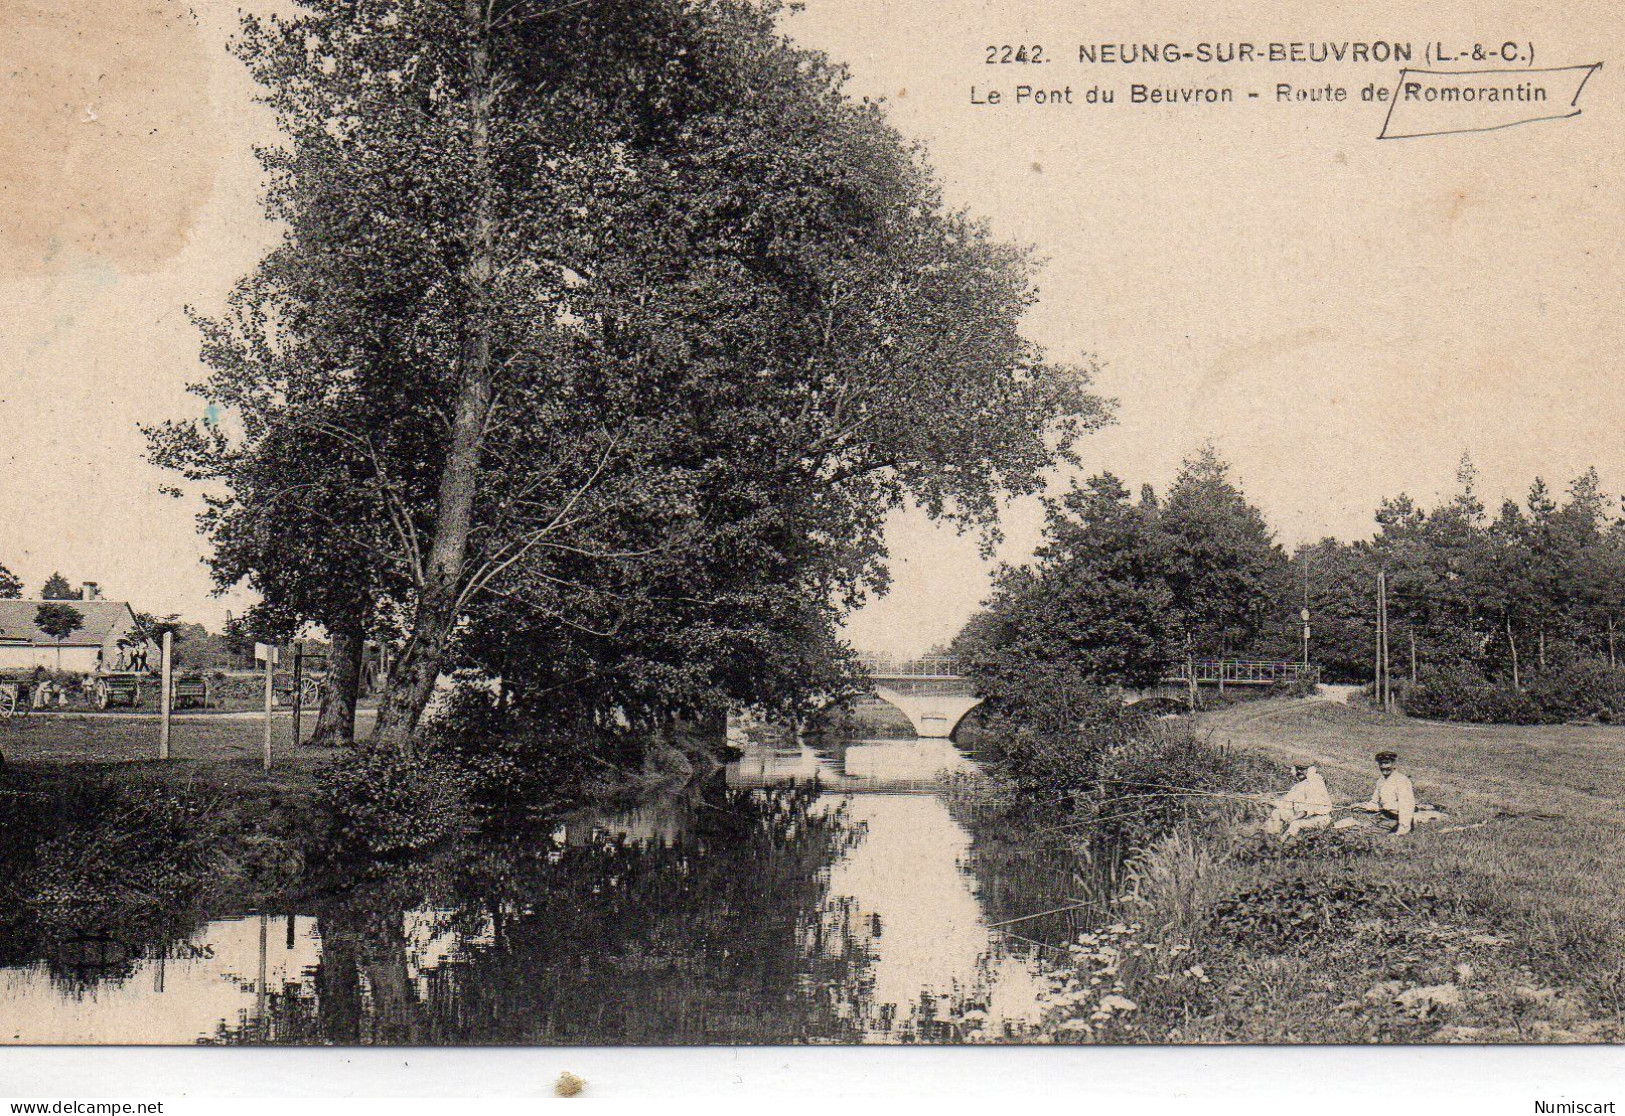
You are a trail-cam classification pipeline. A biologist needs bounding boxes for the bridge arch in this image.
[871,685,984,739]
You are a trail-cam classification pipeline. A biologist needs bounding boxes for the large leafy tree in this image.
[1284,459,1625,686]
[1157,446,1290,668]
[152,0,1102,752]
[955,474,1177,705]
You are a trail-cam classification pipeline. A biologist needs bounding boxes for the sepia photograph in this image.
[0,0,1623,1097]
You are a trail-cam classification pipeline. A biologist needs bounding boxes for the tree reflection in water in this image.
[2,743,1098,1044]
[207,781,874,1044]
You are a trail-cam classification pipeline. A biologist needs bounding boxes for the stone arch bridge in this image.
[855,656,1312,738]
[857,655,982,739]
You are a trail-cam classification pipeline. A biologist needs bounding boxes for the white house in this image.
[0,590,154,674]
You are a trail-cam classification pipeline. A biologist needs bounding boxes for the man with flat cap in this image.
[1354,750,1415,835]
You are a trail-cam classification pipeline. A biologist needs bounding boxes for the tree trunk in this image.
[309,620,364,747]
[371,4,496,753]
[1507,617,1521,690]
[359,912,426,1044]
[1538,628,1546,670]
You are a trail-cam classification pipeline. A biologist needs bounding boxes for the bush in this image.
[1400,665,1545,723]
[1269,664,1322,699]
[983,681,1152,803]
[426,684,662,815]
[1080,727,1279,878]
[1524,657,1625,723]
[317,747,472,857]
[1400,657,1625,724]
[0,777,305,979]
[26,784,224,916]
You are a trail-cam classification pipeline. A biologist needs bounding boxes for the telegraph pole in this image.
[1301,551,1311,669]
[1376,569,1391,712]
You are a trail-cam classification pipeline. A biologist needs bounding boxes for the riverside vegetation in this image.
[948,694,1625,1043]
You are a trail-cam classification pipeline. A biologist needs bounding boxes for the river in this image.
[0,736,1094,1045]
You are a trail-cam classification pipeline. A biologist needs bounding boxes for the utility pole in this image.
[1301,553,1311,670]
[1376,569,1392,712]
[1373,572,1382,705]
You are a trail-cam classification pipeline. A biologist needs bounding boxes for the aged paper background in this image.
[0,0,1622,1092]
[3,0,1619,661]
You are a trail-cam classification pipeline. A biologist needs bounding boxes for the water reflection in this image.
[0,916,320,1045]
[0,738,1083,1044]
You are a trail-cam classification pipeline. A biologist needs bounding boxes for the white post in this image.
[158,630,173,761]
[263,645,277,773]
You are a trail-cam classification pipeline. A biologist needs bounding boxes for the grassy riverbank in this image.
[1040,698,1625,1043]
[0,712,338,806]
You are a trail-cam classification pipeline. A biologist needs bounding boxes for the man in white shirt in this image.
[1264,761,1334,840]
[1355,750,1416,835]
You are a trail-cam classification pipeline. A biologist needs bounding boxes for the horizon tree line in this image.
[954,449,1625,709]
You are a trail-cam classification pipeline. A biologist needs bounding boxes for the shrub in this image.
[1399,664,1546,724]
[1080,726,1278,879]
[1269,664,1321,699]
[983,683,1152,803]
[317,746,472,857]
[26,784,224,917]
[1523,657,1625,723]
[1400,657,1625,724]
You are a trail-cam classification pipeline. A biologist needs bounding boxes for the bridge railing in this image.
[856,654,962,679]
[1160,659,1309,686]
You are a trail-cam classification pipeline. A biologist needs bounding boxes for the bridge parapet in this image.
[1161,659,1309,686]
[856,654,962,680]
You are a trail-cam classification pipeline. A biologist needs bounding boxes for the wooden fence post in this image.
[263,645,276,773]
[290,640,305,748]
[158,630,173,761]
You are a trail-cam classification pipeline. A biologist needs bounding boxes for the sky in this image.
[1,0,1621,656]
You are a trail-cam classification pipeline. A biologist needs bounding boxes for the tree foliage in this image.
[0,563,21,600]
[1298,459,1625,686]
[39,573,75,600]
[955,448,1285,707]
[150,0,1105,750]
[32,603,82,642]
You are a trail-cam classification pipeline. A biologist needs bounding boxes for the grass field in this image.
[0,711,359,802]
[1090,697,1625,1042]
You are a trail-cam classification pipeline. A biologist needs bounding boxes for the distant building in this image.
[0,588,153,673]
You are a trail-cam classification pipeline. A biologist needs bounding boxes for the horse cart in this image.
[92,672,147,710]
[171,673,210,710]
[0,677,31,720]
[274,652,327,707]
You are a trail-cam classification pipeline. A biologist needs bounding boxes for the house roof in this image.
[0,600,139,647]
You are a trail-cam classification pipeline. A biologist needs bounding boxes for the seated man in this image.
[1263,761,1334,839]
[1353,750,1415,835]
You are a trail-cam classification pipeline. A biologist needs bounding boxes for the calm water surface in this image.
[1,737,1090,1044]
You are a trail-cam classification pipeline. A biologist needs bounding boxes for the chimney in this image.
[81,582,100,601]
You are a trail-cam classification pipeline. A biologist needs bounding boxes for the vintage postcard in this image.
[0,0,1621,1071]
